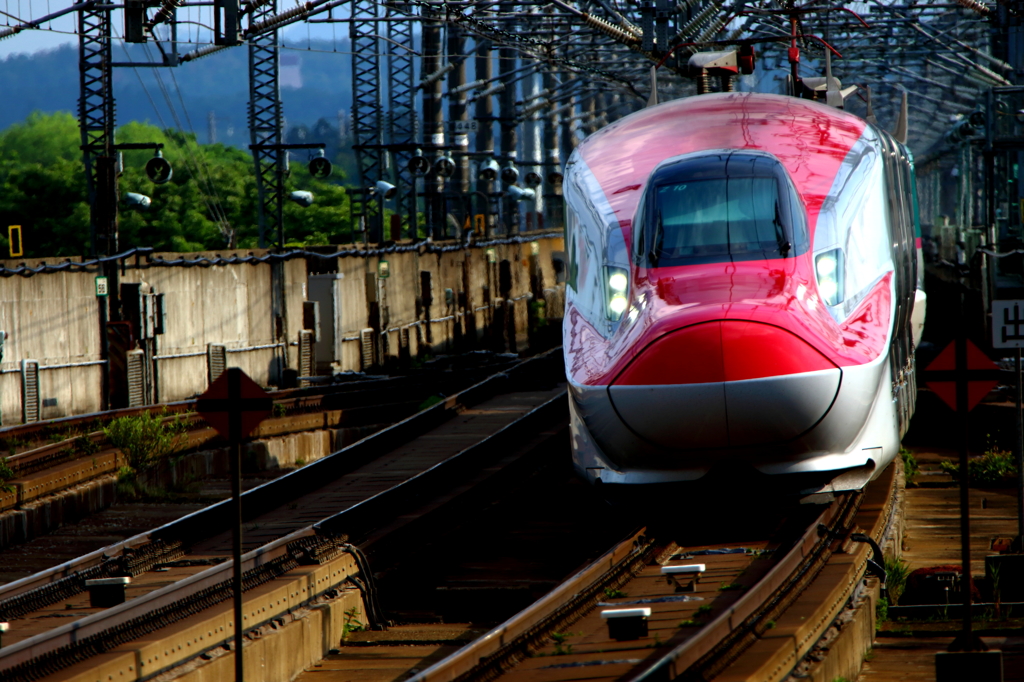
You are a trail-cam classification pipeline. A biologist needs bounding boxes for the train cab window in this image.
[637,151,808,267]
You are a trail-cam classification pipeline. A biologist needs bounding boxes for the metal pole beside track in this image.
[231,436,245,682]
[947,289,986,654]
[197,367,273,682]
[955,316,973,644]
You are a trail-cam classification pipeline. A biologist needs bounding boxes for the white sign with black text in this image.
[992,300,1024,348]
[449,120,479,133]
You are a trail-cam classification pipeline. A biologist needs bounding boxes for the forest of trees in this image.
[0,112,360,258]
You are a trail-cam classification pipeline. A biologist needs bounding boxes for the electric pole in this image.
[475,38,496,237]
[498,1,518,233]
[422,9,445,239]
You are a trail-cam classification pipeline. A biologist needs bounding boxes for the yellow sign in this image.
[8,225,22,258]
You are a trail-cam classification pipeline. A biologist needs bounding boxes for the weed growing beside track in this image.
[939,449,1017,486]
[885,557,910,606]
[104,411,189,499]
[0,457,14,492]
[900,448,919,486]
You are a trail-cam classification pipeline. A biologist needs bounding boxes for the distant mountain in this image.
[0,40,355,145]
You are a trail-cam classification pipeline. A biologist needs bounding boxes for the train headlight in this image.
[609,271,628,292]
[815,250,844,306]
[606,266,629,320]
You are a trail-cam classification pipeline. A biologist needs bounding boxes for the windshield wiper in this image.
[650,209,664,267]
[773,203,791,257]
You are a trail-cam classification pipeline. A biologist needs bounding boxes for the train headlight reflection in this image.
[814,250,844,306]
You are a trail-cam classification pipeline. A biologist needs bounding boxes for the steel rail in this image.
[631,493,862,680]
[0,525,319,672]
[0,357,532,606]
[1,394,429,503]
[407,490,863,682]
[669,457,901,682]
[0,375,371,442]
[0,365,522,605]
[0,364,513,478]
[0,351,565,680]
[315,389,567,540]
[407,527,654,682]
[0,387,384,480]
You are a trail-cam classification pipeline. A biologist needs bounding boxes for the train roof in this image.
[576,92,868,234]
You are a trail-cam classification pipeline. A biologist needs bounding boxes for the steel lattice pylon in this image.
[351,0,384,195]
[387,4,418,239]
[78,6,116,257]
[248,0,284,249]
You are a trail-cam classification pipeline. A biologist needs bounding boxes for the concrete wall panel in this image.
[0,264,103,424]
[0,238,563,424]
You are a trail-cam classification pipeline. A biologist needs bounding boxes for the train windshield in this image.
[638,152,808,267]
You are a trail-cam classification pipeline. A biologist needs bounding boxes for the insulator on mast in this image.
[953,0,990,15]
[582,12,641,44]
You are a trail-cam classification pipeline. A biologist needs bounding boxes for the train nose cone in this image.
[608,321,841,449]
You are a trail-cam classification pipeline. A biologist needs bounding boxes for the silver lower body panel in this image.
[569,356,900,492]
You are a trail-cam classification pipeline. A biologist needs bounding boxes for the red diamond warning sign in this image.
[923,339,1002,413]
[196,368,273,441]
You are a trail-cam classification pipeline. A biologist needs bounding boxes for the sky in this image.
[0,6,342,59]
[0,26,75,59]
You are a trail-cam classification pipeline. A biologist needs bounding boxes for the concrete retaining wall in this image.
[0,474,117,549]
[246,425,383,470]
[791,457,909,682]
[125,257,307,406]
[0,423,382,551]
[167,589,365,682]
[799,579,881,682]
[322,236,563,370]
[0,269,105,423]
[138,423,383,490]
[51,559,367,682]
[0,236,564,426]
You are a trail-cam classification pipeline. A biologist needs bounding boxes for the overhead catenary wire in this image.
[141,41,234,236]
[0,0,1000,190]
[118,34,235,244]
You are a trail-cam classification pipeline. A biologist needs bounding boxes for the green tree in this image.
[0,111,81,165]
[277,172,355,248]
[0,112,356,257]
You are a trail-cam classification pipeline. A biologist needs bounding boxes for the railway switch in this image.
[85,577,132,608]
[601,607,652,641]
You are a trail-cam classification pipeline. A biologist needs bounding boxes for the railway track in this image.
[302,462,899,682]
[0,348,901,682]
[0,353,522,526]
[0,350,569,682]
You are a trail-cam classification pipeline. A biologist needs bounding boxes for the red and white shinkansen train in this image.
[562,92,926,496]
